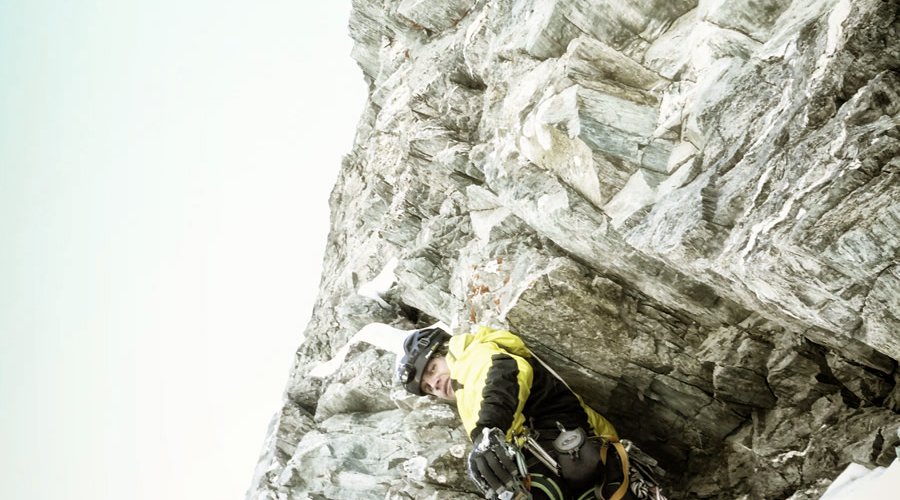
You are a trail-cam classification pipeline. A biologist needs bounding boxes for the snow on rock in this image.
[309,321,449,378]
[820,459,900,499]
[249,0,900,498]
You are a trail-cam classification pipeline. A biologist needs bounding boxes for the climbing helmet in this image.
[397,328,451,395]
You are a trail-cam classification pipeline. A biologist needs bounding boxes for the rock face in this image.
[248,0,900,498]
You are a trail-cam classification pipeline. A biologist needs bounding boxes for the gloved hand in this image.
[467,427,531,500]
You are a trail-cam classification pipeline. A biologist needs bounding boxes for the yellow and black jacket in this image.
[447,325,617,443]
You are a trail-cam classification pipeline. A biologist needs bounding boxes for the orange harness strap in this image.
[597,436,630,500]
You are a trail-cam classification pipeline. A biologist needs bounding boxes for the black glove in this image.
[467,428,530,500]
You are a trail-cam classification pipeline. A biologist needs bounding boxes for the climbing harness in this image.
[526,350,667,500]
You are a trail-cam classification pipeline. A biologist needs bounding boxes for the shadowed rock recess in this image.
[248,0,900,498]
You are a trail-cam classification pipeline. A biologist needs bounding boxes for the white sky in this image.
[0,2,366,499]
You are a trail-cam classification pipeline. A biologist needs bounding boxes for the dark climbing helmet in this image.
[397,328,451,395]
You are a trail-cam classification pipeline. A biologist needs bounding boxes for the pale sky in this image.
[0,1,366,499]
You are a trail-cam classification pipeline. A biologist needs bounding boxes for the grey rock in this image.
[826,351,894,405]
[398,0,477,33]
[248,0,900,498]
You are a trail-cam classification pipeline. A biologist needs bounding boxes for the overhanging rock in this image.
[248,0,900,498]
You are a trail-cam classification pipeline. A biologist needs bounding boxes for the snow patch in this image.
[309,321,451,378]
[471,207,512,242]
[820,459,900,499]
[603,170,657,228]
[357,257,398,307]
[665,141,698,174]
[772,443,810,465]
[809,0,851,84]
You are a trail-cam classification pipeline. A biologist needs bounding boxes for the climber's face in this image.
[420,356,455,401]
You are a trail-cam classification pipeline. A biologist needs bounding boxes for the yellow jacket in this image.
[447,326,617,443]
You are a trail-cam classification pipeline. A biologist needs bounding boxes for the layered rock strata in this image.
[248,0,900,498]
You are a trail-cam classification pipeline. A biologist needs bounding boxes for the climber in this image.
[397,325,664,500]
